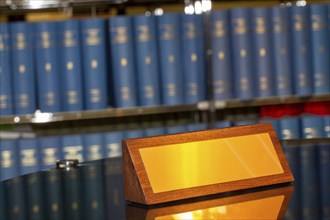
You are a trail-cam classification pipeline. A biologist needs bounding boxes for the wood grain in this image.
[123,123,294,205]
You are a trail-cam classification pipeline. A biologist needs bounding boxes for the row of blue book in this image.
[283,143,330,220]
[0,121,209,181]
[1,3,329,116]
[1,114,329,181]
[0,158,125,220]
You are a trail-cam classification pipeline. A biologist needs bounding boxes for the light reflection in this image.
[184,0,212,14]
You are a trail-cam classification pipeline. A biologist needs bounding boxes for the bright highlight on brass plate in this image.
[140,133,284,193]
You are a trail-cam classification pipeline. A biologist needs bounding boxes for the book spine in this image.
[166,125,187,134]
[271,6,293,96]
[10,22,37,114]
[108,16,137,108]
[181,14,206,104]
[210,10,233,100]
[0,23,14,116]
[290,5,313,96]
[5,177,27,220]
[282,144,301,220]
[57,20,84,111]
[187,123,207,132]
[214,120,231,128]
[300,144,320,219]
[310,4,330,94]
[301,115,325,138]
[38,136,61,170]
[251,7,274,97]
[324,115,330,138]
[83,132,104,162]
[133,15,161,106]
[103,131,125,158]
[25,172,45,219]
[81,161,106,219]
[318,143,330,220]
[18,138,39,176]
[34,21,62,112]
[279,117,301,140]
[258,118,281,139]
[0,139,18,181]
[80,18,108,110]
[44,170,64,220]
[230,8,255,99]
[61,134,84,163]
[157,13,184,105]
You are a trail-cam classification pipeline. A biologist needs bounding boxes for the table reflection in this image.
[0,157,293,220]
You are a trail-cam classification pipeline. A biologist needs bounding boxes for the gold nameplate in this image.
[123,124,293,205]
[126,185,294,220]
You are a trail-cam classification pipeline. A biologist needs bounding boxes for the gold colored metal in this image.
[139,133,284,193]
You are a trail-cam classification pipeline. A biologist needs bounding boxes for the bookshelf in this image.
[0,0,329,187]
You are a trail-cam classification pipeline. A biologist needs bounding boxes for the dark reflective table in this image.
[0,153,328,220]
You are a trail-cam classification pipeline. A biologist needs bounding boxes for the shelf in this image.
[213,93,330,109]
[0,94,328,126]
[0,103,203,125]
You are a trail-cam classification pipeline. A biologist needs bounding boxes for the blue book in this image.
[318,143,330,220]
[57,20,84,111]
[289,5,313,96]
[125,129,144,139]
[214,120,231,128]
[38,136,61,170]
[80,18,108,110]
[144,126,166,137]
[103,131,125,158]
[34,21,62,113]
[251,7,274,97]
[108,16,137,108]
[301,115,325,139]
[5,176,27,220]
[233,120,257,126]
[10,22,37,114]
[81,161,106,219]
[61,134,84,163]
[271,6,293,97]
[181,14,206,104]
[187,123,207,132]
[310,4,330,94]
[259,117,281,139]
[0,23,13,116]
[166,124,187,134]
[300,144,320,220]
[282,144,301,220]
[279,117,301,140]
[133,15,161,106]
[210,10,233,100]
[324,115,330,138]
[0,139,18,181]
[230,8,255,99]
[83,132,105,162]
[18,138,39,176]
[143,115,166,137]
[157,13,184,105]
[25,172,45,219]
[44,169,64,220]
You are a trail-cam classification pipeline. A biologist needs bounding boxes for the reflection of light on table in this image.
[155,196,284,220]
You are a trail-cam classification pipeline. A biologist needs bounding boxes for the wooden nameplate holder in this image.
[122,123,294,205]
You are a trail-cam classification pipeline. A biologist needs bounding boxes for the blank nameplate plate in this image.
[123,123,293,205]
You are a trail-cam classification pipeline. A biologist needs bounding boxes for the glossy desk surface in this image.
[0,155,325,220]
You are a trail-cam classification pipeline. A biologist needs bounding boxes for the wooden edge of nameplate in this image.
[125,185,294,220]
[122,123,294,205]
